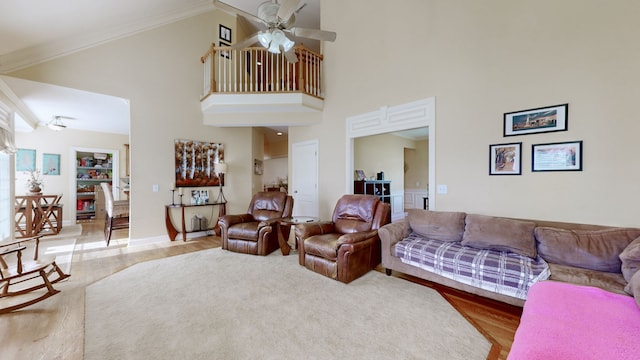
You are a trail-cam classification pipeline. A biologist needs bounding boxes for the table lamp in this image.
[214,161,227,203]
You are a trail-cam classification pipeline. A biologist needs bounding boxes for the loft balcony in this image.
[200,45,325,119]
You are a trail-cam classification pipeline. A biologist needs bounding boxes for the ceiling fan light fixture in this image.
[281,37,295,52]
[48,116,67,131]
[266,29,295,54]
[258,30,271,48]
[48,123,65,131]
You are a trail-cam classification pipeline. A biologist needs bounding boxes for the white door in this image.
[291,140,318,217]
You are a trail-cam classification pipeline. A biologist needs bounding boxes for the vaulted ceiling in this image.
[0,1,320,134]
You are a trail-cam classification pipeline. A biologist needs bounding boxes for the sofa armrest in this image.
[379,220,410,247]
[379,220,410,264]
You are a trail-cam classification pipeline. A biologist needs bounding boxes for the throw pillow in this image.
[620,236,640,281]
[407,209,466,242]
[535,227,640,273]
[460,214,537,259]
[624,270,640,309]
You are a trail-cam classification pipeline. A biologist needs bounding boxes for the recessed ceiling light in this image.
[276,132,283,136]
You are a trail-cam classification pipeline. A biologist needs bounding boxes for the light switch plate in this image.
[437,184,448,194]
[152,184,159,192]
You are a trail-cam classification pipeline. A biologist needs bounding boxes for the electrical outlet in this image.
[437,184,448,194]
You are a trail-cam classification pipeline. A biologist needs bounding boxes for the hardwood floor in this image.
[1,222,521,360]
[384,270,523,359]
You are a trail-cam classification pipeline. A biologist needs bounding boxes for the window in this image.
[0,151,9,242]
[0,106,14,242]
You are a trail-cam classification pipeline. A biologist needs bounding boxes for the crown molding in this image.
[0,2,215,73]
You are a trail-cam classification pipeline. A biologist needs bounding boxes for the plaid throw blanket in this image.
[394,232,550,300]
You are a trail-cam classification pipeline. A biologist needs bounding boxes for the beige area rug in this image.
[85,249,490,360]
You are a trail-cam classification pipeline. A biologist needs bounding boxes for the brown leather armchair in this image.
[295,194,391,283]
[218,191,293,256]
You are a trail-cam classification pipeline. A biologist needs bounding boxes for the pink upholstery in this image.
[508,281,640,360]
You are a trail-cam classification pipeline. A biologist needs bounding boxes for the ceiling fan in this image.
[47,115,75,131]
[214,0,336,63]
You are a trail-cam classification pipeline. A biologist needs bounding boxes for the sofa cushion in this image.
[619,237,640,281]
[535,227,640,273]
[624,270,640,309]
[407,209,466,242]
[461,214,537,259]
[548,263,628,296]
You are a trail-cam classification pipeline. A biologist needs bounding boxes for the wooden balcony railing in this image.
[200,45,324,101]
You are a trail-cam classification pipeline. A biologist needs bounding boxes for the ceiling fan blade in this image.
[284,49,299,63]
[288,27,337,42]
[277,0,302,22]
[231,32,260,49]
[213,0,265,25]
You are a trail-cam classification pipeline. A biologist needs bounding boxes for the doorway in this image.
[291,140,319,217]
[347,97,435,219]
[72,147,120,223]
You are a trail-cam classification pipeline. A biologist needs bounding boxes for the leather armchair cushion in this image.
[228,222,262,241]
[333,195,379,234]
[304,233,341,260]
[250,193,288,221]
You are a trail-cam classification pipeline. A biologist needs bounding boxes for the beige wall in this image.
[10,10,257,241]
[354,133,415,195]
[8,0,640,242]
[404,140,429,190]
[289,0,640,225]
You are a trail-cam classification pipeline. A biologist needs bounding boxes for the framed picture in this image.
[174,139,225,187]
[191,189,210,205]
[219,25,231,42]
[16,148,36,171]
[219,41,231,59]
[354,169,366,181]
[489,142,522,175]
[532,141,583,172]
[504,103,568,136]
[42,153,60,175]
[254,159,263,175]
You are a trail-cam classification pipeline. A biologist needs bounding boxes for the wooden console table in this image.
[164,202,226,241]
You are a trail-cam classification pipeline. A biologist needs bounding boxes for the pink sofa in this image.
[508,280,640,360]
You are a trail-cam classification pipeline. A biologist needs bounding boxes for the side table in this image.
[165,202,226,241]
[275,216,322,255]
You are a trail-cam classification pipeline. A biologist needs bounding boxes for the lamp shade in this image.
[214,162,227,174]
[258,30,271,48]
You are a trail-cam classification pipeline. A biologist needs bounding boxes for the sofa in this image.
[379,209,640,307]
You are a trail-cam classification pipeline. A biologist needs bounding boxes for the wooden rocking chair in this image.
[0,235,70,314]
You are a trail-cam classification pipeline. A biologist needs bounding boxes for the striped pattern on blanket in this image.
[394,232,550,299]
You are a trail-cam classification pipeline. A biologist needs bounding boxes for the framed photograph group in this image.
[219,41,231,59]
[16,148,36,171]
[42,153,60,175]
[489,143,522,175]
[532,141,582,172]
[219,25,231,42]
[504,103,568,137]
[190,189,210,205]
[254,159,263,175]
